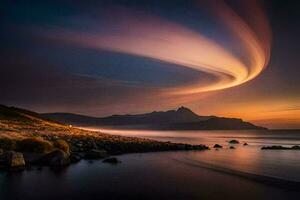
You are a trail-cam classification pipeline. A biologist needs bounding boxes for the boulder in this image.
[70,153,82,163]
[84,149,108,159]
[213,144,223,148]
[229,146,235,149]
[291,145,300,150]
[0,149,5,168]
[261,145,289,150]
[243,143,248,146]
[23,152,44,164]
[5,151,26,169]
[40,150,70,167]
[228,140,239,144]
[91,141,98,149]
[102,157,120,164]
[76,142,83,148]
[262,145,300,150]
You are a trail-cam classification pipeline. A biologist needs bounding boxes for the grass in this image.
[0,136,71,155]
[0,104,208,156]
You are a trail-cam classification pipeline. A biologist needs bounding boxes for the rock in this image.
[84,149,108,159]
[5,151,26,169]
[102,157,120,164]
[40,150,70,167]
[262,145,300,150]
[91,141,98,149]
[228,140,239,144]
[0,158,4,168]
[76,142,83,148]
[229,146,235,149]
[243,143,248,146]
[213,144,222,148]
[23,152,44,164]
[0,150,5,168]
[70,153,82,163]
[261,145,289,150]
[291,145,300,149]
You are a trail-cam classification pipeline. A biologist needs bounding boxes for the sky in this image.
[0,0,299,129]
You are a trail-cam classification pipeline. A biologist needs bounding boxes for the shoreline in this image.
[0,128,209,171]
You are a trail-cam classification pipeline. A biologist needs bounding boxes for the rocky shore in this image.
[0,104,209,171]
[261,145,300,150]
[0,133,208,171]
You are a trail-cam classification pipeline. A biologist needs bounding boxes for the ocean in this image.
[1,129,300,200]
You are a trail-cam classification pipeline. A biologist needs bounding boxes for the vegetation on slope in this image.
[0,105,208,170]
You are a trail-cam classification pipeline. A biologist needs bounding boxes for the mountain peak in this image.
[41,106,266,130]
[176,106,194,113]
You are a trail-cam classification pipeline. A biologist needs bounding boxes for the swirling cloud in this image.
[46,0,271,95]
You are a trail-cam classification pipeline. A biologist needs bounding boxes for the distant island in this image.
[42,106,267,130]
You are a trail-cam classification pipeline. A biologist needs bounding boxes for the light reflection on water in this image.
[95,128,300,181]
[1,129,300,199]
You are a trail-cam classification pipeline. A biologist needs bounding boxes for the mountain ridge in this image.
[42,106,266,130]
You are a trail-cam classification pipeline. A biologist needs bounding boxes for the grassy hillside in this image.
[0,105,207,156]
[0,104,72,139]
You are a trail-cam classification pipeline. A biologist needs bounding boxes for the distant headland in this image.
[43,106,267,130]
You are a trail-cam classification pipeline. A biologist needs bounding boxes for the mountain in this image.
[1,105,208,160]
[42,106,266,130]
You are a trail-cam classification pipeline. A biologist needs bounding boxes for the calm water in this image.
[101,129,300,182]
[1,129,300,200]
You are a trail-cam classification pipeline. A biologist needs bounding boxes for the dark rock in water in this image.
[243,143,248,146]
[102,157,120,164]
[213,144,222,148]
[262,145,300,150]
[228,140,239,144]
[4,151,26,169]
[39,150,70,167]
[261,146,290,150]
[70,153,82,163]
[262,145,283,150]
[84,149,108,159]
[291,145,300,150]
[229,146,235,149]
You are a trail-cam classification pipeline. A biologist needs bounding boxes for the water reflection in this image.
[1,152,300,200]
[95,129,300,181]
[1,129,300,200]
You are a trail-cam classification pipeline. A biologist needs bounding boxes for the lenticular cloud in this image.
[47,0,271,95]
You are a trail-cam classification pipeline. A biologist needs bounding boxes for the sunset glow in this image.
[2,2,300,200]
[46,1,271,95]
[1,0,299,129]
